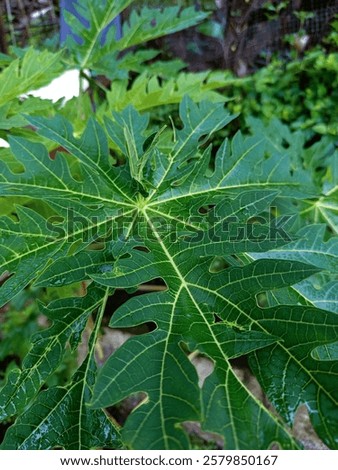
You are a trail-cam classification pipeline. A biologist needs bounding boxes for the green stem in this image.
[87,287,110,356]
[77,286,110,448]
[80,69,109,94]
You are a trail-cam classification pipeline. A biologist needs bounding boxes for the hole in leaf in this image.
[281,139,290,149]
[189,351,214,388]
[209,255,242,273]
[256,292,268,308]
[213,312,223,323]
[183,421,223,449]
[230,356,267,403]
[106,392,148,426]
[0,271,12,287]
[132,245,150,253]
[293,404,328,449]
[310,341,338,362]
[269,441,282,450]
[198,204,215,215]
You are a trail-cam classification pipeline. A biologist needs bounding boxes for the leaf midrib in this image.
[146,105,227,203]
[0,180,134,208]
[147,182,302,208]
[142,209,293,447]
[0,50,63,106]
[26,117,134,204]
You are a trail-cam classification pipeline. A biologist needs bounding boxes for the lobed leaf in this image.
[64,0,134,68]
[1,100,337,450]
[0,48,64,107]
[91,253,324,448]
[65,1,207,70]
[251,224,338,272]
[1,357,121,450]
[116,6,208,51]
[102,71,232,114]
[0,286,105,421]
[0,287,121,450]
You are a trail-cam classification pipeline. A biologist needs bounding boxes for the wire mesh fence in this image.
[1,0,59,51]
[0,0,336,74]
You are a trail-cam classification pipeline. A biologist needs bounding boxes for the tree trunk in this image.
[218,0,266,75]
[0,4,8,54]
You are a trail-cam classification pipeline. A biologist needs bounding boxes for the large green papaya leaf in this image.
[0,98,337,450]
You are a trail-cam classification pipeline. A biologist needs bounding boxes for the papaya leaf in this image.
[0,357,121,450]
[1,287,122,450]
[294,279,338,362]
[64,0,134,69]
[0,285,105,421]
[65,1,207,70]
[116,6,208,51]
[0,48,64,107]
[102,71,231,114]
[91,254,324,449]
[1,100,337,450]
[251,224,338,272]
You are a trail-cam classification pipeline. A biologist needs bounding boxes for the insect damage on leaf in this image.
[0,96,337,450]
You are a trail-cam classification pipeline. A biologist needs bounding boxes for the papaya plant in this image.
[0,97,337,449]
[0,0,225,137]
